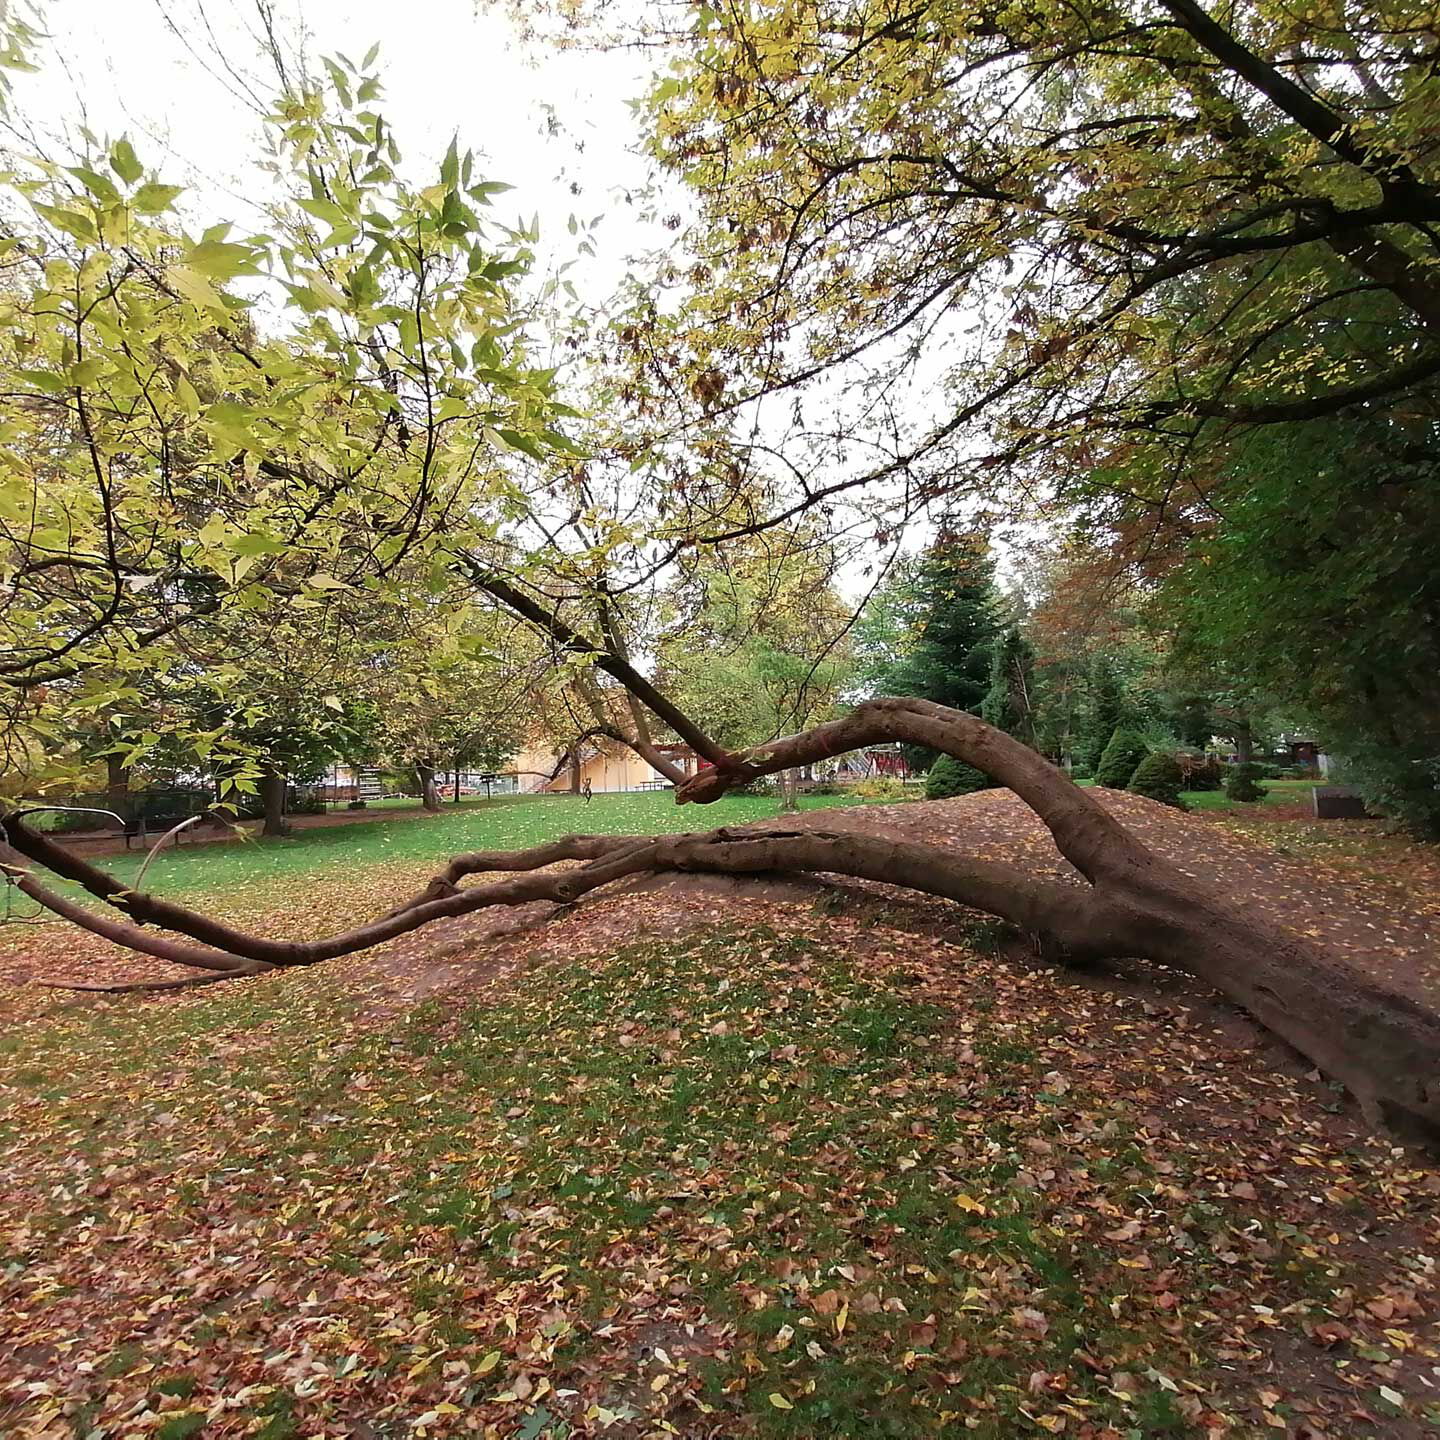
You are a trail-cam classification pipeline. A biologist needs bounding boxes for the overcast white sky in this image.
[11,0,661,296]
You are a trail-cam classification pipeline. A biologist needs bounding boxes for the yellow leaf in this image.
[166,262,226,313]
[835,1301,849,1336]
[476,1350,502,1375]
[768,1393,793,1410]
[954,1194,988,1214]
[174,374,200,418]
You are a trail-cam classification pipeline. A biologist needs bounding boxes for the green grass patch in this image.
[3,790,891,910]
[1179,777,1315,811]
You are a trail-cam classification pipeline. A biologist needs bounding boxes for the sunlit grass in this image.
[1,789,904,927]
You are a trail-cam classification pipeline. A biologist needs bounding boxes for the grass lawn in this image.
[1179,778,1316,813]
[2,790,901,921]
[1078,776,1315,812]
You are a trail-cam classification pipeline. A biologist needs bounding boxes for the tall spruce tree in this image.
[1077,663,1126,775]
[982,625,1037,746]
[878,530,999,766]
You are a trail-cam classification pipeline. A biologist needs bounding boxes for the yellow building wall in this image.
[506,745,662,793]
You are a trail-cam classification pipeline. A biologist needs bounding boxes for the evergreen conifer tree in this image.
[982,625,1037,744]
[879,529,999,766]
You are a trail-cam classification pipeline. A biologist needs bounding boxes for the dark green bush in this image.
[1325,741,1440,837]
[1094,728,1148,788]
[925,755,995,799]
[1127,752,1186,808]
[1224,762,1269,802]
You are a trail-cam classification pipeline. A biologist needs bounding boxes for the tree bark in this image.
[779,768,800,813]
[416,763,441,813]
[1234,718,1254,767]
[260,768,287,838]
[569,749,582,795]
[104,752,127,811]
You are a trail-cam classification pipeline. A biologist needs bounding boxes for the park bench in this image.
[122,813,203,849]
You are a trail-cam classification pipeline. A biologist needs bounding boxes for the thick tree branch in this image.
[1157,0,1434,205]
[463,564,731,765]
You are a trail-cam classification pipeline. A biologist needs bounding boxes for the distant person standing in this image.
[581,777,593,803]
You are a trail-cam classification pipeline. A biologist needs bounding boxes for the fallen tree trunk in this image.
[4,694,1439,1140]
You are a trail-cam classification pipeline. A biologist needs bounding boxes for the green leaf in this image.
[305,273,349,310]
[32,201,97,244]
[132,182,183,215]
[174,374,201,417]
[541,429,587,457]
[496,427,546,461]
[18,368,66,395]
[68,358,106,387]
[297,196,349,227]
[186,240,258,282]
[68,167,120,205]
[230,531,289,557]
[109,138,143,185]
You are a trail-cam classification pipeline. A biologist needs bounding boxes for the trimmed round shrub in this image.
[1127,751,1186,809]
[926,755,995,800]
[1224,762,1269,802]
[1094,728,1148,788]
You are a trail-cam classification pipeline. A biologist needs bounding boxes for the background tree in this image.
[0,47,571,798]
[377,636,535,812]
[864,530,998,767]
[981,625,1037,747]
[1151,411,1440,832]
[656,533,855,752]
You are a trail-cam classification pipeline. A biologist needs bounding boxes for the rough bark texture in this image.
[416,764,441,814]
[5,694,1438,1141]
[104,753,127,811]
[260,769,287,838]
[1234,719,1254,768]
